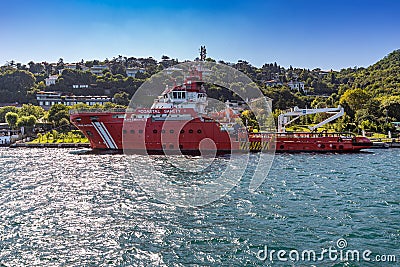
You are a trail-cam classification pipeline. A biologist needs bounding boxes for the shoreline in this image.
[9,142,90,148]
[6,142,400,150]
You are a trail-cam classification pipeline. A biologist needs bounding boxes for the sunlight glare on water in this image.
[0,148,399,266]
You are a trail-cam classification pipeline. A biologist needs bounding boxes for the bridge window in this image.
[172,91,186,99]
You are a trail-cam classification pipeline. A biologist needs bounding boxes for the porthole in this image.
[189,129,194,133]
[161,129,166,134]
[153,129,158,134]
[170,129,174,134]
[180,129,185,134]
[197,129,202,134]
[138,130,143,134]
[130,129,135,134]
[123,130,127,134]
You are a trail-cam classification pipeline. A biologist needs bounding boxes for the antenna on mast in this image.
[200,46,207,61]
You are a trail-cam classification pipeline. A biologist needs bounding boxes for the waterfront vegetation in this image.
[0,102,125,130]
[29,130,88,144]
[1,50,400,139]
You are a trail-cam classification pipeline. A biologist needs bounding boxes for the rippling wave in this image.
[0,148,398,266]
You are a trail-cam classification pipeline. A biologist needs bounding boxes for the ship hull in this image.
[70,111,372,153]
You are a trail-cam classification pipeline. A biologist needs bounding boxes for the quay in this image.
[370,138,400,149]
[9,143,90,148]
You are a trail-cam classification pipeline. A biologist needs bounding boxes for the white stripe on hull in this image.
[92,121,116,149]
[100,122,118,149]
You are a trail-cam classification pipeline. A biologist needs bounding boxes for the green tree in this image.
[56,69,96,90]
[113,91,130,106]
[241,110,259,130]
[0,69,35,103]
[381,95,400,121]
[5,112,19,129]
[18,104,45,119]
[0,106,18,122]
[16,115,37,129]
[339,88,370,117]
[110,63,127,76]
[58,117,71,132]
[28,61,44,74]
[48,104,70,126]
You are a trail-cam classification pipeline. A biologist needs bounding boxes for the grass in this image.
[370,133,387,139]
[285,125,335,133]
[30,138,89,144]
[29,131,89,144]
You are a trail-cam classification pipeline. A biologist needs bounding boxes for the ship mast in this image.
[200,46,207,61]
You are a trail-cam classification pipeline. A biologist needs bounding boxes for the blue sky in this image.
[1,0,399,70]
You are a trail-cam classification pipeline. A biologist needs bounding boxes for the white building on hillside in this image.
[36,91,111,110]
[36,91,63,109]
[45,75,59,86]
[90,65,109,76]
[265,79,283,87]
[126,68,145,77]
[287,81,305,91]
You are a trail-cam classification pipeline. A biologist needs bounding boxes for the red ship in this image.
[69,68,372,153]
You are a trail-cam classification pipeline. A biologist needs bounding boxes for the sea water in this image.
[0,148,398,266]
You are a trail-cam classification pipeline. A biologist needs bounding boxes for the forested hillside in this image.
[1,50,399,133]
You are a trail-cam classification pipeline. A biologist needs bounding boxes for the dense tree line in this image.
[1,50,400,134]
[0,68,36,103]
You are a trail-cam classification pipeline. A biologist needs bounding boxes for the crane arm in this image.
[278,106,344,133]
[308,107,344,131]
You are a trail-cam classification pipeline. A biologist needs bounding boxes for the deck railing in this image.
[69,108,127,114]
[248,132,356,139]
